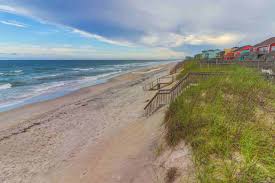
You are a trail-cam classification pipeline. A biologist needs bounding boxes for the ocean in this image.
[0,60,176,112]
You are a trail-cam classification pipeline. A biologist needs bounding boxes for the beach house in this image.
[202,49,221,60]
[234,45,253,61]
[223,47,239,61]
[253,37,275,54]
[250,37,275,61]
[194,53,203,60]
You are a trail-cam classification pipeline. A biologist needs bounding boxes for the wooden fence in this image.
[200,60,275,70]
[144,72,225,116]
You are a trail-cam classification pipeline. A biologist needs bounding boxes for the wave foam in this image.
[13,70,23,73]
[34,74,61,79]
[33,82,67,93]
[0,83,12,90]
[72,68,94,71]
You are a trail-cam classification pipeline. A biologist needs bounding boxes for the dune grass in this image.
[176,61,249,79]
[164,61,275,182]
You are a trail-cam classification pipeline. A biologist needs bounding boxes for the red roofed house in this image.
[223,47,239,61]
[250,37,275,61]
[234,45,253,61]
[253,37,275,54]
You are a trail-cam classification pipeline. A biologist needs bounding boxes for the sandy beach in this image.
[0,63,175,183]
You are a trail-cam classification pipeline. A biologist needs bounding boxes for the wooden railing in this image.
[200,60,275,70]
[143,74,176,91]
[144,72,225,116]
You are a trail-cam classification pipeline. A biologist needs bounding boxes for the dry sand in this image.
[0,63,175,183]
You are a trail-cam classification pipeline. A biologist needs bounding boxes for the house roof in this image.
[202,49,221,52]
[234,45,252,52]
[234,47,242,52]
[254,37,275,47]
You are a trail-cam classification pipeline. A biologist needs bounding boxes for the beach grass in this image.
[164,61,275,182]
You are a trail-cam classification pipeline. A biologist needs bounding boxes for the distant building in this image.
[223,47,239,61]
[234,45,253,61]
[194,53,203,60]
[249,37,275,61]
[253,37,275,54]
[202,49,221,60]
[217,51,225,60]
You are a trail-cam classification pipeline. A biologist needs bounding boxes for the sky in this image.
[0,0,275,60]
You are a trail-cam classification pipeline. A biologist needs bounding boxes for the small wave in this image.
[0,83,12,90]
[2,70,24,76]
[81,71,122,82]
[72,68,94,71]
[0,72,3,75]
[33,82,67,93]
[0,99,23,110]
[13,70,23,73]
[34,74,61,80]
[96,67,117,71]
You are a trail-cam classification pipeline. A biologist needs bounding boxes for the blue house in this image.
[202,49,221,60]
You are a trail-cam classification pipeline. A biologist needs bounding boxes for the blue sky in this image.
[0,0,275,60]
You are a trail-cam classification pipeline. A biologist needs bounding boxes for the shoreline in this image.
[0,61,174,113]
[0,62,176,183]
[0,62,172,130]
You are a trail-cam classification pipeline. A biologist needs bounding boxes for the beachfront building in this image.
[223,47,239,61]
[194,53,203,60]
[253,37,275,54]
[201,49,221,60]
[234,45,253,61]
[217,51,225,60]
[251,37,275,61]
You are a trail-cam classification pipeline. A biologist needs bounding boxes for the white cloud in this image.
[0,43,185,60]
[184,34,243,46]
[140,33,242,47]
[149,47,185,59]
[0,4,28,15]
[71,28,134,47]
[0,20,27,28]
[1,0,274,56]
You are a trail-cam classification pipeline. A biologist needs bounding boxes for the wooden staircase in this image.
[144,72,225,116]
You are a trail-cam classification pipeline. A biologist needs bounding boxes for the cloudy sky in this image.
[0,0,275,59]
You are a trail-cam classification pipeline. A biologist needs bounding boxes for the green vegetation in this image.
[177,61,243,79]
[165,61,275,182]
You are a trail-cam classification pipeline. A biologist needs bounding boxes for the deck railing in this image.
[144,72,225,116]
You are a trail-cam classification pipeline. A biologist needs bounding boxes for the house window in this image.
[259,47,268,53]
[271,46,275,52]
